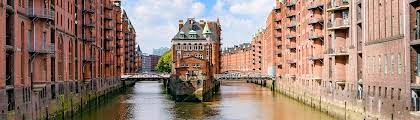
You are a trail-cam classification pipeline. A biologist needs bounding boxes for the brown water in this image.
[72,81,335,120]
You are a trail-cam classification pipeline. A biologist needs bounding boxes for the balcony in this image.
[286,0,296,7]
[287,22,297,28]
[308,17,324,24]
[329,47,349,56]
[104,25,113,31]
[27,8,55,21]
[327,20,350,30]
[308,54,323,61]
[83,36,95,42]
[307,3,324,10]
[309,33,324,41]
[83,7,95,14]
[83,56,96,62]
[105,61,113,66]
[275,34,282,38]
[287,59,296,64]
[29,44,55,55]
[105,47,115,51]
[286,12,296,18]
[327,0,349,12]
[105,36,114,41]
[275,17,281,22]
[104,16,113,21]
[286,44,296,49]
[286,34,296,39]
[84,22,96,28]
[275,25,282,30]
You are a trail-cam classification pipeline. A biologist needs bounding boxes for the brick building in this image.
[141,54,160,72]
[170,18,221,101]
[0,0,138,119]
[221,0,420,119]
[221,43,253,73]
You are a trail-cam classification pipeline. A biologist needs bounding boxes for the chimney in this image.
[199,20,205,27]
[178,20,184,31]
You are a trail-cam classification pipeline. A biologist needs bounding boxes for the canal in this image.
[72,81,335,120]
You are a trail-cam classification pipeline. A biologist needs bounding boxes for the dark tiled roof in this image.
[173,18,210,40]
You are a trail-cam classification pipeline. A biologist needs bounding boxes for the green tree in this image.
[156,50,172,73]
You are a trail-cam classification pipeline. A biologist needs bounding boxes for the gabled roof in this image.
[173,18,208,40]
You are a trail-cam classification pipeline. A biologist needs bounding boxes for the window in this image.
[42,32,46,49]
[417,51,420,76]
[391,88,394,99]
[416,10,420,39]
[378,56,381,73]
[372,56,375,74]
[384,54,387,74]
[7,89,15,111]
[391,54,395,74]
[367,56,370,75]
[398,53,402,75]
[379,87,382,97]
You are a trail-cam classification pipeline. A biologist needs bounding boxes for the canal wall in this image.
[12,79,137,120]
[167,77,220,102]
[249,79,366,120]
[249,79,420,120]
[50,80,136,119]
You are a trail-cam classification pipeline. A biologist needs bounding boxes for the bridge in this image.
[214,72,274,80]
[122,73,171,81]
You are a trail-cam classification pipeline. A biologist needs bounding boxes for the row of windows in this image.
[181,63,201,68]
[367,53,403,76]
[368,86,402,100]
[176,45,205,51]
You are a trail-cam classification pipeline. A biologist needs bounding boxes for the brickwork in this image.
[0,0,139,119]
[221,0,420,119]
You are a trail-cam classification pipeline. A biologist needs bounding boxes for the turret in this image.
[203,22,212,38]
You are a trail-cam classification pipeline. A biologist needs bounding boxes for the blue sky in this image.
[121,0,276,53]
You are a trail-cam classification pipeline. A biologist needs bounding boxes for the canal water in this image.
[72,81,335,120]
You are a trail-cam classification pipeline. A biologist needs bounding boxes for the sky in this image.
[121,0,276,54]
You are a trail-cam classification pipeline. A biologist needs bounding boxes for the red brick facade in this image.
[221,0,420,119]
[0,0,139,119]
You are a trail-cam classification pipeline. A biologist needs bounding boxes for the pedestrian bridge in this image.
[122,73,171,81]
[214,72,273,80]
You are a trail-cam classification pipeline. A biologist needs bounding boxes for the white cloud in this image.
[122,0,274,53]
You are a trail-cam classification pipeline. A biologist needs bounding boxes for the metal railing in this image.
[83,56,96,62]
[332,47,349,55]
[84,21,96,28]
[27,8,55,20]
[29,43,54,54]
[308,53,324,60]
[286,44,296,49]
[83,36,96,42]
[327,19,350,29]
[308,17,324,24]
[309,33,324,40]
[327,0,349,10]
[83,7,95,13]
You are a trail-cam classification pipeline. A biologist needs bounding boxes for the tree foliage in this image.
[156,50,172,73]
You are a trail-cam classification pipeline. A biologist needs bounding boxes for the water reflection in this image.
[73,81,335,120]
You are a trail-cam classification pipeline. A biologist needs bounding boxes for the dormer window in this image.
[189,30,197,39]
[180,31,186,38]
